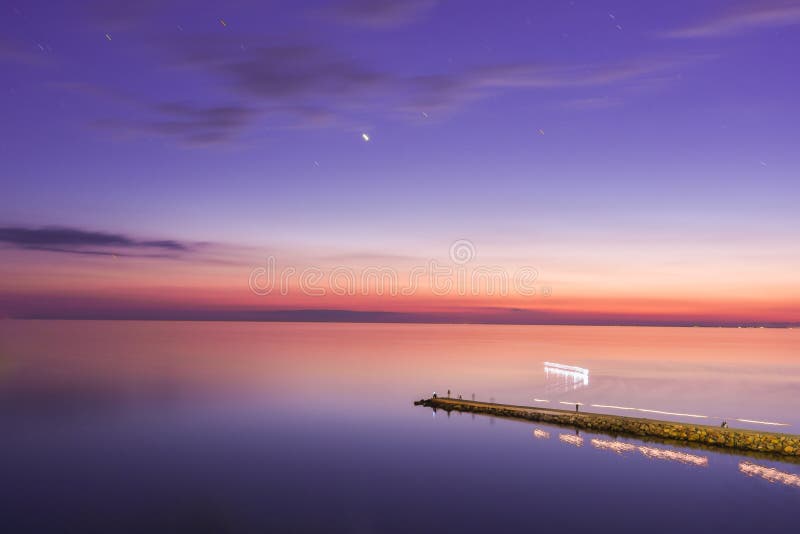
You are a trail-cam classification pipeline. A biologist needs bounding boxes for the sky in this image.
[1,0,799,325]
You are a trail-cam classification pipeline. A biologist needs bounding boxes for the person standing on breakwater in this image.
[576,404,579,413]
[447,389,451,398]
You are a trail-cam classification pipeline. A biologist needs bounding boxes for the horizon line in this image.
[4,313,797,329]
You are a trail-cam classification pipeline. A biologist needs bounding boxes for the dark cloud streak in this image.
[223,45,386,99]
[0,226,192,257]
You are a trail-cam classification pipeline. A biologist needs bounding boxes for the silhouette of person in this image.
[576,404,579,413]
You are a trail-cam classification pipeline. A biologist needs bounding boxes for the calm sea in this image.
[1,321,798,532]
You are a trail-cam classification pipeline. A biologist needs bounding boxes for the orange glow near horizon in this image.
[1,247,799,324]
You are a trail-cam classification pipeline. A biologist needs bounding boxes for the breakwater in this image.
[415,397,800,458]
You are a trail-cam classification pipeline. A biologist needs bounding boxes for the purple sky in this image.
[1,0,799,324]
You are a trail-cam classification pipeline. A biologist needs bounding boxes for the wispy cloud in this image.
[0,36,44,65]
[327,0,439,28]
[662,2,800,38]
[53,16,713,142]
[0,226,193,257]
[168,31,707,123]
[558,96,622,110]
[83,0,175,31]
[401,55,712,113]
[53,79,259,145]
[94,101,258,145]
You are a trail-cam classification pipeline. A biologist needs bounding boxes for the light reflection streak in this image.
[739,462,800,488]
[637,446,708,467]
[587,405,787,427]
[635,408,707,419]
[589,440,708,467]
[735,418,789,427]
[588,403,708,419]
[591,404,636,411]
[529,402,786,429]
[590,439,636,454]
[533,429,550,439]
[559,434,583,447]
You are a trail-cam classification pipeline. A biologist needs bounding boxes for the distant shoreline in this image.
[2,315,797,329]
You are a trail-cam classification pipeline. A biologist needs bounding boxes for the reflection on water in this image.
[532,428,550,439]
[591,438,637,454]
[739,462,800,488]
[638,446,709,467]
[542,425,800,491]
[548,431,708,466]
[559,433,584,447]
[0,321,798,531]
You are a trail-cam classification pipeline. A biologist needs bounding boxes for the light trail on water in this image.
[528,399,788,427]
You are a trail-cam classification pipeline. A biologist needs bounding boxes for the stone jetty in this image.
[415,397,800,458]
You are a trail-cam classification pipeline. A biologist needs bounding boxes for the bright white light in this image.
[545,362,589,388]
[361,133,370,142]
[544,362,588,375]
[533,398,550,403]
[533,429,550,439]
[559,401,584,406]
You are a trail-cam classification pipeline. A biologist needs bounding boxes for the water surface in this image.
[0,321,797,532]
